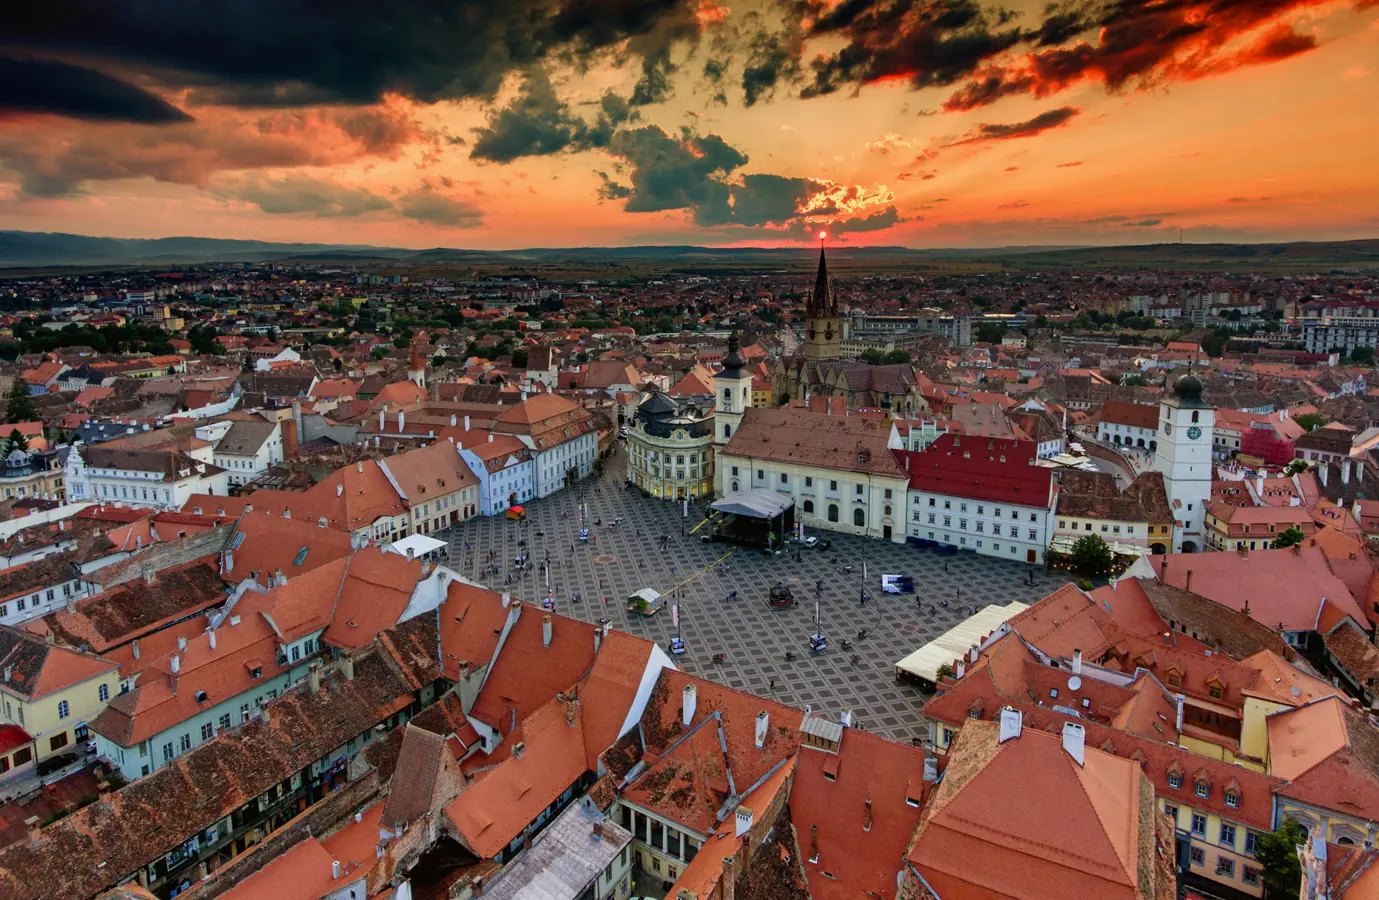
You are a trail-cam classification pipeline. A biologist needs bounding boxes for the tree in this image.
[5,428,26,454]
[1293,413,1326,431]
[4,379,36,424]
[1349,346,1375,365]
[1272,526,1306,549]
[976,323,1007,344]
[1255,820,1305,897]
[777,392,790,406]
[511,348,529,368]
[1285,459,1309,476]
[1069,534,1114,578]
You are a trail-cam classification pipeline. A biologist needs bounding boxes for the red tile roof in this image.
[908,719,1167,900]
[897,435,1052,508]
[789,729,929,900]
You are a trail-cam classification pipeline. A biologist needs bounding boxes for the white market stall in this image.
[893,601,1029,683]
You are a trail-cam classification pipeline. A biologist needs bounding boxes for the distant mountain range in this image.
[1,229,1377,272]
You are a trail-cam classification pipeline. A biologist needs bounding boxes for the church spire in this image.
[811,244,832,315]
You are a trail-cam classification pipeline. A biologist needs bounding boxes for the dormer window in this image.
[1195,781,1209,799]
[1225,791,1239,808]
[195,690,209,703]
[1208,684,1224,700]
[1168,773,1182,789]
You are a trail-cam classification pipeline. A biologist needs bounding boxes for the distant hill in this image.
[1,229,1376,272]
[0,231,389,268]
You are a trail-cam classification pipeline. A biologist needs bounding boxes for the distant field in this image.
[995,240,1379,273]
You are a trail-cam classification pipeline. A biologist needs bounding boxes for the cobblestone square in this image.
[444,453,1069,743]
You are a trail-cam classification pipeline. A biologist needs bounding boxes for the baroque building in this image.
[625,391,715,500]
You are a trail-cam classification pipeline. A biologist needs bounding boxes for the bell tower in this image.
[803,243,841,361]
[715,332,752,445]
[1153,373,1215,553]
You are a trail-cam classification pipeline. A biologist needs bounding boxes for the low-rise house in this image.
[0,550,96,627]
[1097,400,1161,451]
[1204,503,1317,551]
[379,440,480,533]
[1052,469,1174,556]
[0,626,119,764]
[459,435,534,515]
[209,419,283,488]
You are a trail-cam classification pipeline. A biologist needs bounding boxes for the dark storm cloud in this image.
[824,205,902,232]
[940,0,1340,111]
[4,0,701,119]
[597,125,748,220]
[948,106,1080,144]
[722,173,822,226]
[741,29,803,106]
[469,69,637,163]
[597,125,898,234]
[800,0,1025,98]
[0,55,190,123]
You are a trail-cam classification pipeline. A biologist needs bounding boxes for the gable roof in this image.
[908,719,1165,900]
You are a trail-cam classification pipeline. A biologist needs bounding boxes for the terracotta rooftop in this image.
[907,718,1173,900]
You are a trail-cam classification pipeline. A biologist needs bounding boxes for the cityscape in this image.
[2,2,1379,900]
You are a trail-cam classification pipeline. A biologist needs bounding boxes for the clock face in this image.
[1187,426,1202,440]
[1164,422,1173,435]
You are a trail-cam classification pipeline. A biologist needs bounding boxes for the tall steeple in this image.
[803,242,841,361]
[809,244,834,316]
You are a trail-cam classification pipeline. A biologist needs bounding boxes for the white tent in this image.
[894,601,1029,682]
[385,533,448,560]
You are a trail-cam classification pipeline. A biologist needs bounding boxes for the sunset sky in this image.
[2,0,1378,249]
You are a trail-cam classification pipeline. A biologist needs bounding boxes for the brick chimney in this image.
[682,683,697,726]
[25,816,40,847]
[809,824,819,862]
[340,655,355,681]
[863,791,873,832]
[283,412,300,460]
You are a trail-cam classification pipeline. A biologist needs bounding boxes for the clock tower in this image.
[803,244,841,361]
[1152,374,1215,553]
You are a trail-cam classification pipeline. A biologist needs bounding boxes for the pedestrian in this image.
[944,561,949,574]
[769,678,776,691]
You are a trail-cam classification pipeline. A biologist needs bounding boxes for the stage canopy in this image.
[711,490,793,519]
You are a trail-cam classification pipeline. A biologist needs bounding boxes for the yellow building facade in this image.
[0,632,120,763]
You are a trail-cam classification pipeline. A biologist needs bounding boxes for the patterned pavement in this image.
[443,449,1071,743]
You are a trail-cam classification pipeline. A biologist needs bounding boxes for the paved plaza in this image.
[444,454,1071,743]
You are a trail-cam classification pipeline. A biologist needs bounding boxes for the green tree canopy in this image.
[1256,820,1305,897]
[6,428,27,453]
[4,379,37,424]
[1271,526,1306,549]
[1293,413,1327,431]
[1069,534,1115,578]
[976,323,1007,344]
